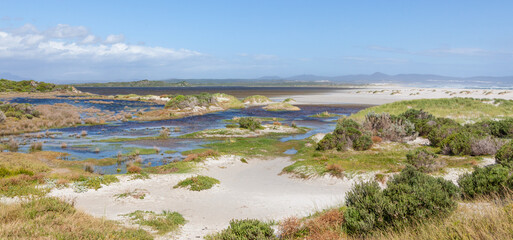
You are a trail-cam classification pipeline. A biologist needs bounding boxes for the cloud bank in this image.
[0,24,204,82]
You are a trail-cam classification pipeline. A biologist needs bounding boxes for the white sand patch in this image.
[276,87,513,105]
[49,156,353,239]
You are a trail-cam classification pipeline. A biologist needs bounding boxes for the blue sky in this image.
[1,0,513,83]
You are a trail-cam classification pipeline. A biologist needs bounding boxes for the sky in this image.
[1,0,513,83]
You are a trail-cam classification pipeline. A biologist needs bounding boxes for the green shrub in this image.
[474,118,513,138]
[406,148,444,172]
[496,141,513,167]
[206,219,276,240]
[399,109,435,136]
[440,128,503,156]
[353,135,373,151]
[238,117,262,131]
[458,164,512,199]
[344,166,459,235]
[174,175,220,191]
[426,118,461,147]
[226,123,238,128]
[316,133,337,151]
[317,118,373,151]
[345,181,390,234]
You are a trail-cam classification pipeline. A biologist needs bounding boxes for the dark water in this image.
[76,86,345,98]
[2,97,366,174]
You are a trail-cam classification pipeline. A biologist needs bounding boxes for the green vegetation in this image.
[0,102,41,120]
[242,95,272,104]
[173,175,220,191]
[0,79,71,93]
[206,219,276,240]
[125,210,186,235]
[144,160,197,174]
[238,117,263,131]
[350,98,513,123]
[165,92,215,109]
[345,166,459,235]
[264,102,300,111]
[0,197,152,239]
[317,118,373,151]
[406,148,444,173]
[308,111,339,118]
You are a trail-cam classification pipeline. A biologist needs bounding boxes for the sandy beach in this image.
[49,155,370,239]
[278,87,513,105]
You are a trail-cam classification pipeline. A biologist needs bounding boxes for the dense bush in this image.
[440,128,504,156]
[362,112,416,142]
[473,118,513,138]
[399,109,435,136]
[406,148,445,172]
[496,141,513,167]
[317,118,373,151]
[353,134,373,151]
[425,118,461,146]
[458,164,512,199]
[238,117,262,131]
[344,166,459,235]
[207,219,276,240]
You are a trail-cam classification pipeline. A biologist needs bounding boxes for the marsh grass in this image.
[0,197,152,239]
[125,210,186,235]
[173,175,220,191]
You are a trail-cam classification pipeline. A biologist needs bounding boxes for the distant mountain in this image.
[0,72,29,81]
[67,72,513,89]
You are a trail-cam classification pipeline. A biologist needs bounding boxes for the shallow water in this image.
[1,97,365,174]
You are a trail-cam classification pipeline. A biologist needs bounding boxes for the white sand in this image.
[276,87,513,105]
[49,156,354,239]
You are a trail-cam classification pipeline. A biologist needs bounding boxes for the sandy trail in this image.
[49,156,354,239]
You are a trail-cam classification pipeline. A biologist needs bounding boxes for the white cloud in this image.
[44,24,89,39]
[104,34,125,44]
[424,48,490,56]
[0,23,207,81]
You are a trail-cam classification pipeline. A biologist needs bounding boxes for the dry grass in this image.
[127,164,142,174]
[281,196,513,240]
[280,209,344,240]
[0,197,152,239]
[375,198,513,240]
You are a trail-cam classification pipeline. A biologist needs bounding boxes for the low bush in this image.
[353,134,373,151]
[362,112,416,142]
[406,148,445,172]
[458,164,512,199]
[174,175,220,191]
[426,118,461,147]
[344,166,459,235]
[440,128,504,156]
[127,164,142,174]
[206,219,276,240]
[238,117,262,131]
[317,118,373,151]
[165,93,216,109]
[496,141,513,167]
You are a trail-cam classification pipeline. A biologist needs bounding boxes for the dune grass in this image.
[0,151,118,197]
[349,98,513,123]
[125,210,186,235]
[174,175,220,191]
[0,197,152,239]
